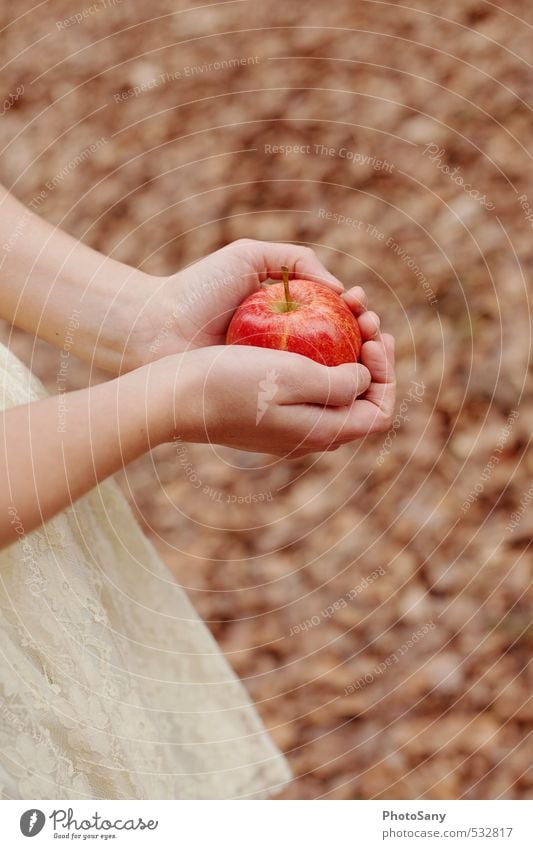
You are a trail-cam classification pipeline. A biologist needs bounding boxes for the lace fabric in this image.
[0,342,292,799]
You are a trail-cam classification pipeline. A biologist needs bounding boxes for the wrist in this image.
[111,273,188,373]
[76,263,156,375]
[125,353,200,448]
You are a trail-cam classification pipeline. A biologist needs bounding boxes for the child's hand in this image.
[133,240,383,362]
[163,239,344,349]
[0,187,386,380]
[150,331,395,456]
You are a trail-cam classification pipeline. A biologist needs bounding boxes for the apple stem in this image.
[282,264,291,307]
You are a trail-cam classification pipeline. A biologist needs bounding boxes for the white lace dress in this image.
[0,341,291,799]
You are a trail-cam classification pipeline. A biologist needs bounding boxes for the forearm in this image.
[0,362,173,549]
[0,184,152,373]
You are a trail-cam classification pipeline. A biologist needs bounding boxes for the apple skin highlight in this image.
[226,278,362,366]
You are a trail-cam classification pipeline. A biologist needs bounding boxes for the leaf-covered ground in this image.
[2,0,532,799]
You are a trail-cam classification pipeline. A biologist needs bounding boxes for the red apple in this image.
[226,266,362,366]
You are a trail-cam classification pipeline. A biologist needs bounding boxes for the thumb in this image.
[234,239,344,293]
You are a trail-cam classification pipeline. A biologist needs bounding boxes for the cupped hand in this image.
[150,328,395,457]
[133,239,344,362]
[130,240,387,370]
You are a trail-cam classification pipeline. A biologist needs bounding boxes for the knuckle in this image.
[340,366,367,401]
[299,245,315,259]
[231,238,254,250]
[282,362,309,396]
[296,359,326,392]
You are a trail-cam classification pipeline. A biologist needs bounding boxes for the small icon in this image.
[20,809,45,837]
[256,369,280,424]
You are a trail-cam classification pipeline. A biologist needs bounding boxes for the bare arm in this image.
[0,186,395,549]
[0,186,381,376]
[0,360,172,548]
[0,342,394,550]
[0,184,152,373]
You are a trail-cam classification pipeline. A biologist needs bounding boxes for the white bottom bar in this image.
[2,799,530,848]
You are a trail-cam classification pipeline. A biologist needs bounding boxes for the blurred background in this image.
[1,0,532,799]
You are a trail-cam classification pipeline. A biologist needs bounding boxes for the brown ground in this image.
[1,0,533,799]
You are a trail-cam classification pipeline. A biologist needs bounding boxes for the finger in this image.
[328,393,396,442]
[342,285,368,315]
[360,379,397,419]
[278,389,392,454]
[279,359,371,406]
[357,310,381,341]
[245,241,344,292]
[263,401,338,456]
[383,332,395,361]
[360,335,395,384]
[324,335,396,442]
